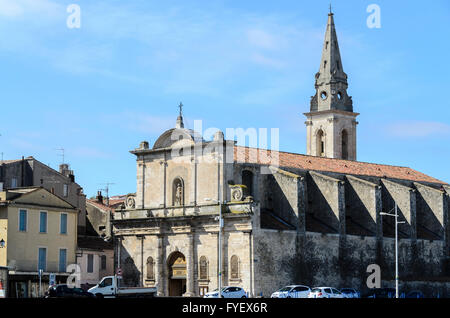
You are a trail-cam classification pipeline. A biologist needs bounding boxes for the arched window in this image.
[199,256,208,280]
[316,130,325,157]
[172,178,184,206]
[242,170,254,197]
[146,256,154,280]
[341,130,348,160]
[230,255,240,280]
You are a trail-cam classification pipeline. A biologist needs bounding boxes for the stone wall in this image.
[306,171,344,234]
[253,229,448,297]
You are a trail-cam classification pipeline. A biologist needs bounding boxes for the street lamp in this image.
[380,202,406,299]
[204,198,225,298]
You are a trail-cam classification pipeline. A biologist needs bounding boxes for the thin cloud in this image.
[103,112,175,135]
[386,121,450,138]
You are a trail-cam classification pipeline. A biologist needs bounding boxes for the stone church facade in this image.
[112,12,450,297]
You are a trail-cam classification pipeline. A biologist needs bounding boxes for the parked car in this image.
[45,284,96,298]
[271,285,311,298]
[204,286,247,298]
[405,290,424,298]
[340,288,360,298]
[308,287,344,298]
[364,288,396,298]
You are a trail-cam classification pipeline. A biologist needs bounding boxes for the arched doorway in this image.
[167,252,187,296]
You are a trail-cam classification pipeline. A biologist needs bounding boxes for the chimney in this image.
[59,163,74,180]
[96,191,103,204]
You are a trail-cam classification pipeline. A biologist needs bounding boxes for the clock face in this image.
[320,91,327,100]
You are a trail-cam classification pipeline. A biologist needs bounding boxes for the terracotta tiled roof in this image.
[86,197,125,212]
[234,146,447,185]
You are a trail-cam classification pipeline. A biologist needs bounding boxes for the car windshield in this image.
[311,288,321,292]
[211,288,226,292]
[279,287,292,292]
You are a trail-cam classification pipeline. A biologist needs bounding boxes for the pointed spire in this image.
[176,102,184,129]
[310,11,353,112]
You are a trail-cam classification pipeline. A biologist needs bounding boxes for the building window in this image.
[172,178,184,206]
[146,257,154,280]
[242,170,254,197]
[87,254,94,273]
[59,249,67,273]
[316,130,325,157]
[39,211,47,233]
[100,255,107,271]
[230,255,240,280]
[19,209,27,232]
[63,184,69,197]
[60,213,67,234]
[199,256,208,280]
[11,177,18,188]
[38,248,47,272]
[341,129,349,160]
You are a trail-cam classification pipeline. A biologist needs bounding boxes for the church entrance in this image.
[167,252,187,296]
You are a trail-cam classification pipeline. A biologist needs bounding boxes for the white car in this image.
[271,285,311,298]
[308,287,344,298]
[204,286,247,298]
[340,288,360,298]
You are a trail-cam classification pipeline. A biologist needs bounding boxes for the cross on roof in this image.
[178,102,183,117]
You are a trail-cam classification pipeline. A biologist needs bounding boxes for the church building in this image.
[112,12,450,297]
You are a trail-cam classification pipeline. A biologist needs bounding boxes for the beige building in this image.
[0,187,78,297]
[75,196,118,289]
[112,12,450,298]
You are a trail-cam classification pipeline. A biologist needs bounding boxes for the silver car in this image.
[204,286,247,298]
[271,285,311,298]
[308,287,344,298]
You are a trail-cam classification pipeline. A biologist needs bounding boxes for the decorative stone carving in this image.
[125,194,136,209]
[229,184,252,202]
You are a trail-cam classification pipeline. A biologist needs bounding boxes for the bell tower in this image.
[304,11,359,160]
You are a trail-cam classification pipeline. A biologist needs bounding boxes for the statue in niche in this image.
[174,179,183,206]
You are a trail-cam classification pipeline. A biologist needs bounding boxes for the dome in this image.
[152,128,204,150]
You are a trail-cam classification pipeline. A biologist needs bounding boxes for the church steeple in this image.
[304,11,359,161]
[310,11,353,112]
[175,102,184,129]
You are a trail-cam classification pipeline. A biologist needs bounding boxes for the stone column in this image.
[190,158,197,206]
[297,176,307,234]
[185,232,196,296]
[137,235,145,287]
[156,235,165,297]
[245,231,253,298]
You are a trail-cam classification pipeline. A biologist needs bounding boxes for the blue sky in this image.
[0,0,449,197]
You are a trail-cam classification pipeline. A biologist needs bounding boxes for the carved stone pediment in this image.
[125,194,136,209]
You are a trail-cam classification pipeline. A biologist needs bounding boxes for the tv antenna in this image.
[55,148,65,164]
[99,182,115,206]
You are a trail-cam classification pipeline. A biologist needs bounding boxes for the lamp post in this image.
[380,203,405,299]
[205,198,225,298]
